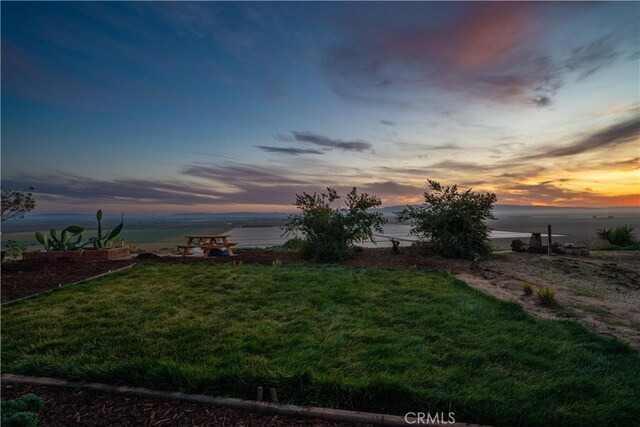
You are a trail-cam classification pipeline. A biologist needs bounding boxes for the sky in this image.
[1,1,639,214]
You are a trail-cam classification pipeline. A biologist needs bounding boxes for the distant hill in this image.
[375,204,640,218]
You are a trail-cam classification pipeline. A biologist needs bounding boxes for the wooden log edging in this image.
[1,263,137,306]
[1,374,487,427]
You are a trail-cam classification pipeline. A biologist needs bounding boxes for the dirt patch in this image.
[468,251,640,351]
[1,259,135,303]
[1,382,373,427]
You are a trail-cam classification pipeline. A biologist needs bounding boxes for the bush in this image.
[597,225,637,247]
[522,282,534,296]
[283,187,386,261]
[281,237,305,251]
[536,287,556,306]
[397,180,497,259]
[1,393,44,427]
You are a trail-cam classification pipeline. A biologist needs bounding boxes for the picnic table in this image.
[177,235,238,257]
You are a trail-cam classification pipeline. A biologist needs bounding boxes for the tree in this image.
[397,180,497,259]
[283,187,386,261]
[1,187,36,222]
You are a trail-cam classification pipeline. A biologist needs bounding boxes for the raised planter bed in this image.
[23,246,131,261]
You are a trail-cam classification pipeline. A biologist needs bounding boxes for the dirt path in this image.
[457,251,640,351]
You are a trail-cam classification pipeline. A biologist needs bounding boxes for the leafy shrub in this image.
[536,287,556,306]
[397,180,497,259]
[281,237,305,251]
[597,225,637,247]
[283,187,386,261]
[1,393,44,427]
[522,282,534,296]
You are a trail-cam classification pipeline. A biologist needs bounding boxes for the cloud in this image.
[323,3,632,108]
[379,119,396,126]
[256,146,324,155]
[277,131,373,152]
[1,174,224,206]
[182,162,307,185]
[520,116,640,160]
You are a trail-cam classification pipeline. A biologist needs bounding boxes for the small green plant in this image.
[597,225,637,247]
[35,226,84,251]
[85,209,123,249]
[522,282,534,296]
[272,259,283,266]
[536,287,556,306]
[1,393,44,427]
[4,240,27,260]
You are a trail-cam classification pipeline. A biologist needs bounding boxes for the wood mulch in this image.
[1,259,135,303]
[1,383,374,427]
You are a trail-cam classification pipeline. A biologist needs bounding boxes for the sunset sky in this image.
[2,2,639,213]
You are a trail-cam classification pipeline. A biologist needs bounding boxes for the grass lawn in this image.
[2,263,639,426]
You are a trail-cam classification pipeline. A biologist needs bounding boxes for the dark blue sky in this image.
[2,2,639,212]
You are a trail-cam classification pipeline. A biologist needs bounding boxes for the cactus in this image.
[35,225,84,251]
[84,210,123,249]
[33,209,123,252]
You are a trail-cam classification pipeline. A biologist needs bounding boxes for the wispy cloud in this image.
[256,146,324,155]
[277,131,373,152]
[519,116,640,160]
[182,162,307,185]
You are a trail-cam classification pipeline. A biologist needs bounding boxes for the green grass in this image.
[2,263,640,426]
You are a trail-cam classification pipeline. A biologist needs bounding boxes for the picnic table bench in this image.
[177,235,238,257]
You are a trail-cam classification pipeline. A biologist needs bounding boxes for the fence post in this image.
[547,224,552,255]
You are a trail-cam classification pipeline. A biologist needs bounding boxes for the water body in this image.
[227,224,564,248]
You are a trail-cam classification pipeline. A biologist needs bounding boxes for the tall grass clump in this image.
[522,282,534,296]
[536,286,556,306]
[597,225,639,250]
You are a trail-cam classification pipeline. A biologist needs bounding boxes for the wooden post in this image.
[256,386,263,401]
[547,225,552,255]
[269,387,279,403]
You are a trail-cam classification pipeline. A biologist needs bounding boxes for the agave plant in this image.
[35,226,84,251]
[84,209,123,250]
